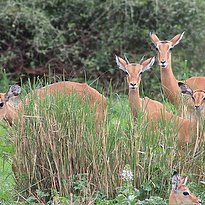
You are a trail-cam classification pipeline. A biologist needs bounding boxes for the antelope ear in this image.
[149,32,160,46]
[115,55,128,73]
[141,57,155,73]
[178,82,193,96]
[5,85,21,101]
[180,176,188,186]
[170,32,185,48]
[172,172,181,191]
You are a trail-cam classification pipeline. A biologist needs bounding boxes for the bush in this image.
[1,0,205,98]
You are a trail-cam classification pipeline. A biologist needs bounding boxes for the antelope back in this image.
[25,81,107,125]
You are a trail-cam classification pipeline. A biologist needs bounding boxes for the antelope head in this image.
[170,172,201,205]
[150,32,184,68]
[115,55,155,90]
[178,82,205,115]
[0,85,21,122]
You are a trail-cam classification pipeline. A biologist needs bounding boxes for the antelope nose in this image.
[161,60,166,64]
[0,102,4,107]
[130,83,136,87]
[198,199,202,204]
[195,105,200,110]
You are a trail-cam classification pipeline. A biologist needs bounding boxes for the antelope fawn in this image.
[150,32,205,107]
[0,81,107,126]
[169,172,202,205]
[115,55,196,145]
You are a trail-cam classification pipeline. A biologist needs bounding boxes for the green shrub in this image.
[1,0,205,98]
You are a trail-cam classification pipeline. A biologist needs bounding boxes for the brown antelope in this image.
[169,172,202,205]
[115,55,165,118]
[0,81,107,126]
[115,55,196,145]
[178,82,205,120]
[0,85,21,124]
[150,32,205,106]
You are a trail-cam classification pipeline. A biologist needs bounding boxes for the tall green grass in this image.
[8,83,205,204]
[0,125,15,204]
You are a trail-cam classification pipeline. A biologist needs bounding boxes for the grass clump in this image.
[6,85,205,203]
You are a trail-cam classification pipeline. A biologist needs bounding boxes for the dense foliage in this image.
[1,0,205,97]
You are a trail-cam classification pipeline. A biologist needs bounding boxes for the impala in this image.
[0,81,107,126]
[169,172,202,205]
[115,55,196,145]
[150,32,205,106]
[0,85,22,124]
[178,81,205,119]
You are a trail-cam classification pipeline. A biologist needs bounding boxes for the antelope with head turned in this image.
[178,82,205,120]
[150,32,205,107]
[169,172,202,205]
[115,55,196,145]
[0,81,107,126]
[0,85,22,125]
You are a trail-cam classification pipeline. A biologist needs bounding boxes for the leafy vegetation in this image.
[1,0,205,98]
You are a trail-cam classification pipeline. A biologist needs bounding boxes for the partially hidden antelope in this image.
[150,32,205,107]
[178,82,205,120]
[115,55,196,145]
[0,81,107,126]
[169,172,202,205]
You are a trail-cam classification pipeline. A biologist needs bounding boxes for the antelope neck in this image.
[159,55,180,105]
[169,191,181,205]
[5,101,22,124]
[160,54,177,83]
[128,89,141,118]
[160,65,177,83]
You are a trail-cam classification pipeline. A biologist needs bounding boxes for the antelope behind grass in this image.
[169,172,202,205]
[115,55,165,118]
[0,81,107,126]
[115,55,196,145]
[178,82,205,120]
[150,32,205,107]
[0,85,21,124]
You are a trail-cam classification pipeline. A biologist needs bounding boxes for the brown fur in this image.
[186,90,205,119]
[0,81,107,126]
[169,174,201,205]
[179,82,205,120]
[116,55,196,145]
[150,32,205,107]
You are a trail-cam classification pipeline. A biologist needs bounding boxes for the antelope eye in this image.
[183,192,189,196]
[155,47,159,52]
[203,97,205,101]
[191,96,195,102]
[124,70,129,76]
[170,47,173,51]
[0,102,4,108]
[139,71,143,75]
